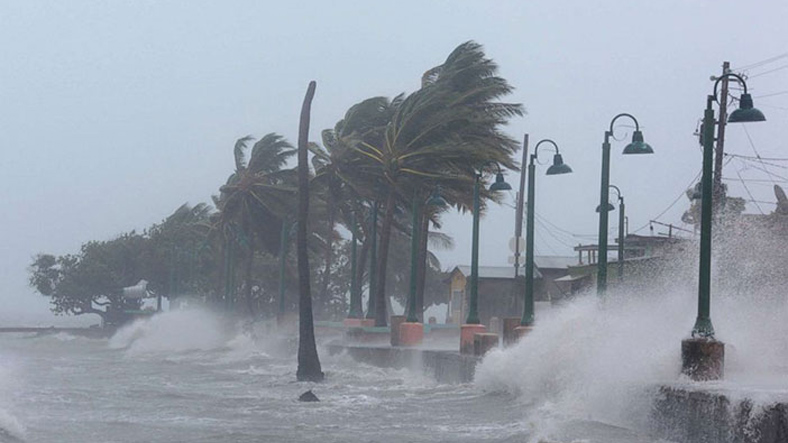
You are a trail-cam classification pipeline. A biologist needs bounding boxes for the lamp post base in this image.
[514,325,533,341]
[460,324,487,354]
[681,337,725,381]
[390,315,406,346]
[343,318,363,328]
[399,322,424,346]
[502,318,522,346]
[473,332,499,356]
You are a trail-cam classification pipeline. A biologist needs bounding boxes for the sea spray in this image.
[476,280,788,439]
[108,308,231,355]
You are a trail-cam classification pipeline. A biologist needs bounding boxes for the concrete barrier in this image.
[650,385,788,443]
[326,343,479,384]
[473,333,498,356]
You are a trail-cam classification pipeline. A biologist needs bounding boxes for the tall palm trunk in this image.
[415,211,430,322]
[373,191,397,326]
[296,81,323,382]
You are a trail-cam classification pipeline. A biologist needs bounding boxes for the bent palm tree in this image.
[215,133,297,316]
[354,41,523,326]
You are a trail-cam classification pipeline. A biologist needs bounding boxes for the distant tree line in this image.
[28,41,523,327]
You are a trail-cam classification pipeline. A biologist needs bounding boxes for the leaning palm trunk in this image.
[373,191,397,326]
[296,81,323,382]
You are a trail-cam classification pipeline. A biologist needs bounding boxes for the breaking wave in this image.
[108,308,232,355]
[475,279,788,440]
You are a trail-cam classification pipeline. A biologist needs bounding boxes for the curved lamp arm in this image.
[608,113,641,136]
[532,139,561,164]
[713,72,749,101]
[609,184,623,202]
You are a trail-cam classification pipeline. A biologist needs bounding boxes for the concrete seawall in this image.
[650,386,788,443]
[326,343,478,384]
[328,341,788,442]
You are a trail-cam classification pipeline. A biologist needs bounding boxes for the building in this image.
[445,256,576,325]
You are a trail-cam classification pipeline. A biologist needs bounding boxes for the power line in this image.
[754,90,788,99]
[724,153,788,163]
[748,64,788,79]
[632,169,702,234]
[733,52,788,71]
[722,177,788,184]
[734,166,764,214]
[742,125,781,187]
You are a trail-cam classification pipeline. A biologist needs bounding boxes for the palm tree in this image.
[296,81,324,382]
[310,96,403,319]
[215,133,297,316]
[353,41,523,326]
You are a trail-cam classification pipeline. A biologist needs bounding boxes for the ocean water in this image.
[0,307,669,443]
[2,285,786,443]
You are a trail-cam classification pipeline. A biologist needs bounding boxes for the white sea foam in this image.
[108,308,230,355]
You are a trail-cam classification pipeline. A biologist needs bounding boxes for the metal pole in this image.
[521,157,536,326]
[466,175,481,324]
[618,198,625,283]
[406,194,421,323]
[365,202,378,319]
[692,96,717,338]
[514,134,529,277]
[713,61,730,210]
[277,219,289,319]
[597,132,611,295]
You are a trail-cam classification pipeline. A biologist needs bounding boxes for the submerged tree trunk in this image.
[373,191,397,326]
[296,81,323,382]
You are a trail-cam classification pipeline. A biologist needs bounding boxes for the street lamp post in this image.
[596,185,625,283]
[460,165,511,354]
[400,188,447,346]
[520,139,573,331]
[597,114,653,295]
[682,73,765,381]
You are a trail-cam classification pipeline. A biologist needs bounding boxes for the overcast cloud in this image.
[2,0,786,324]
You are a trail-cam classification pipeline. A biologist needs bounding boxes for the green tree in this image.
[28,233,149,326]
[215,133,297,316]
[355,41,522,325]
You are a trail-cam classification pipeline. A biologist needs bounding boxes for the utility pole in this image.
[713,61,731,210]
[513,134,529,278]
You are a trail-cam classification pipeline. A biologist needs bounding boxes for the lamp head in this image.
[728,93,766,123]
[622,130,654,154]
[489,172,512,191]
[546,153,573,175]
[595,202,616,213]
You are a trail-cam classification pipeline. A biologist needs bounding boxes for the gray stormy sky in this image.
[1,1,787,325]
